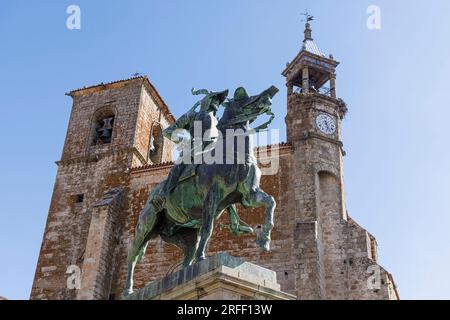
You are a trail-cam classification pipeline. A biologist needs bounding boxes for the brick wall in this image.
[30,152,130,299]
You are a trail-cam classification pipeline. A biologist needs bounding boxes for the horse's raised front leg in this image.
[242,187,276,251]
[195,183,222,262]
[228,205,254,236]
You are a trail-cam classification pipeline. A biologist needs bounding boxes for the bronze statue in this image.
[123,85,279,296]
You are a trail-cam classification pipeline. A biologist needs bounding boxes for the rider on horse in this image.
[123,86,278,296]
[156,88,253,236]
[156,89,228,205]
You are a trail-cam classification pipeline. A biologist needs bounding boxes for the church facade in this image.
[31,23,399,300]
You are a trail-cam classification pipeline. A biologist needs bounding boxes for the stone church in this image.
[31,22,399,300]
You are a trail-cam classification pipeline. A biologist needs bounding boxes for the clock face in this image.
[315,113,336,135]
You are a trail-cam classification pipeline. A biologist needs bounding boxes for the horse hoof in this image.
[196,256,206,263]
[122,289,133,298]
[256,238,270,251]
[239,226,254,234]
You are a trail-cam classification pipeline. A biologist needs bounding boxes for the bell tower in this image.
[283,18,351,299]
[31,76,174,300]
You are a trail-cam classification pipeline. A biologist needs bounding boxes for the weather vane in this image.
[301,11,314,23]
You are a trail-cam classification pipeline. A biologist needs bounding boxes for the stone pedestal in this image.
[124,253,295,300]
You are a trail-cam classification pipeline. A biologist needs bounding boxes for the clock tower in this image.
[282,19,354,299]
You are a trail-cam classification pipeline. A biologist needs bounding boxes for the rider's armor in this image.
[158,90,228,200]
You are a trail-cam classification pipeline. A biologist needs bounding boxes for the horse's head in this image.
[219,86,279,129]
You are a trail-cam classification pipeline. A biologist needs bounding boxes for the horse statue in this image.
[123,85,279,296]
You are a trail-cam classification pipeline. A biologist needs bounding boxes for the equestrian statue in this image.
[123,85,279,296]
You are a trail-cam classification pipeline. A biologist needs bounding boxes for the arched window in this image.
[91,107,115,145]
[148,122,163,164]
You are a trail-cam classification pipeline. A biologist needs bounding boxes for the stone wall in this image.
[76,188,126,300]
[132,85,173,167]
[30,152,130,300]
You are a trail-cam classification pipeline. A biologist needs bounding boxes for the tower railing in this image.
[293,85,332,97]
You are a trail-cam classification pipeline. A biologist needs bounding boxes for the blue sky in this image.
[1,0,449,299]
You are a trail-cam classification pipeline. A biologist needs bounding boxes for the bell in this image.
[97,117,114,143]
